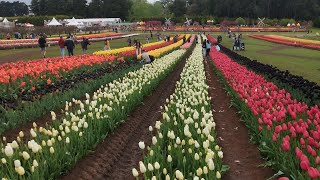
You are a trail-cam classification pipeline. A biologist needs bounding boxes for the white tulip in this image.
[15,166,25,176]
[138,141,145,150]
[148,126,153,132]
[132,168,139,177]
[147,163,154,171]
[19,131,24,138]
[33,160,38,167]
[218,151,223,158]
[66,137,70,144]
[14,160,21,168]
[163,168,167,175]
[152,136,157,145]
[154,162,160,170]
[139,161,146,173]
[167,155,172,162]
[194,153,200,160]
[175,170,184,180]
[22,151,30,160]
[50,147,55,154]
[208,159,215,170]
[11,141,19,149]
[216,171,221,179]
[4,145,13,157]
[1,158,7,164]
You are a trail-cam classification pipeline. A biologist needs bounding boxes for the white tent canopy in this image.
[3,18,10,23]
[66,17,80,26]
[64,17,121,27]
[47,17,62,26]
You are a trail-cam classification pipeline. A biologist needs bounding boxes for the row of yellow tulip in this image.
[147,34,191,58]
[93,35,185,56]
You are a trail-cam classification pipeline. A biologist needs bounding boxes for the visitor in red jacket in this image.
[58,36,65,58]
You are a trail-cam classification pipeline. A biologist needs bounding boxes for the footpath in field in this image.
[203,58,274,179]
[60,47,193,180]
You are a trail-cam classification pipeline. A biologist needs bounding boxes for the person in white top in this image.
[141,50,153,63]
[215,44,221,52]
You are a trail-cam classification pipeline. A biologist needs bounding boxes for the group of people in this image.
[37,34,114,58]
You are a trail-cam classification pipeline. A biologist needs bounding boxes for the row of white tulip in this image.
[133,41,228,179]
[0,49,187,179]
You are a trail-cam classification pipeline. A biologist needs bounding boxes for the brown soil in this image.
[204,58,274,180]
[60,50,191,180]
[1,109,62,142]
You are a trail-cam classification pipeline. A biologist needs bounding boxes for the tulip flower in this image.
[15,166,25,176]
[4,145,13,157]
[138,141,145,150]
[132,168,139,177]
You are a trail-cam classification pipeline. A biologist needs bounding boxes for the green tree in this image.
[129,0,163,19]
[169,0,187,17]
[236,17,246,25]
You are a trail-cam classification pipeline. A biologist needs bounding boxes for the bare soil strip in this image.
[203,58,274,180]
[60,50,192,180]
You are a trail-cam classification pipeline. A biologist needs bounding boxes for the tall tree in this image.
[169,0,187,17]
[0,1,29,16]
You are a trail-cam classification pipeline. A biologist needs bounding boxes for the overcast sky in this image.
[5,0,157,5]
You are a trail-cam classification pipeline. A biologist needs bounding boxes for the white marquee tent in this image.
[64,17,121,27]
[46,17,62,26]
[0,17,15,28]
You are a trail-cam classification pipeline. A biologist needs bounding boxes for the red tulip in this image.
[282,140,290,152]
[300,160,310,171]
[47,78,52,85]
[316,156,320,165]
[278,177,289,180]
[20,81,26,87]
[307,167,320,179]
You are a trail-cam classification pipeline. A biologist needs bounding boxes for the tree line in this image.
[0,0,319,22]
[164,0,320,20]
[0,1,29,17]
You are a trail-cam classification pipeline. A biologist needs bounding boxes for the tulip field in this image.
[250,35,320,50]
[207,35,320,179]
[0,33,137,50]
[0,31,319,180]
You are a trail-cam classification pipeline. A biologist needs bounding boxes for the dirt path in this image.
[204,59,274,180]
[60,50,191,180]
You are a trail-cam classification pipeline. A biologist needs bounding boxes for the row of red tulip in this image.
[250,35,320,50]
[207,35,320,179]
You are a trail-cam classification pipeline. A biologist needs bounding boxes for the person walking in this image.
[128,37,132,46]
[202,40,207,56]
[135,41,142,55]
[58,36,65,58]
[104,39,111,50]
[38,34,47,58]
[205,40,211,56]
[81,37,90,54]
[65,36,75,56]
[6,33,10,40]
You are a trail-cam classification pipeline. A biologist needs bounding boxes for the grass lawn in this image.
[220,34,320,85]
